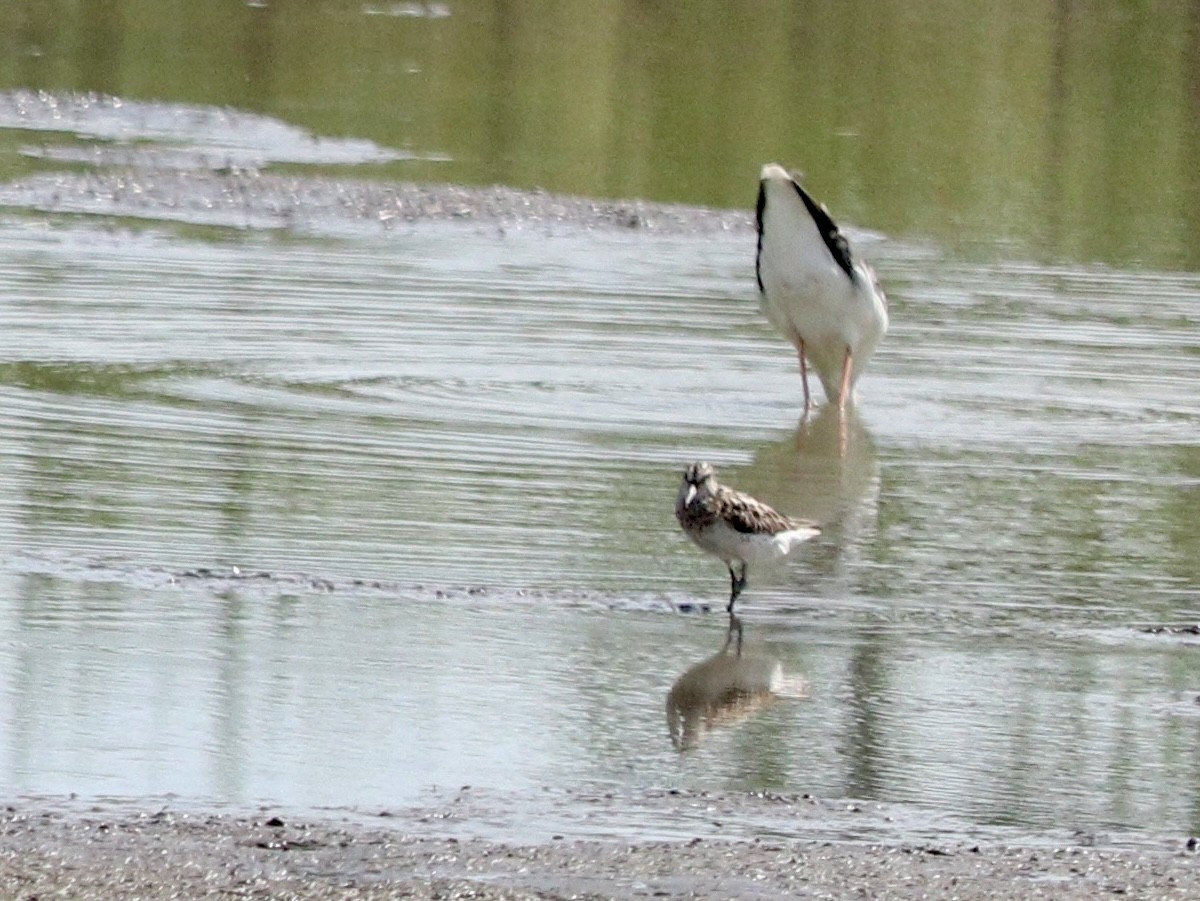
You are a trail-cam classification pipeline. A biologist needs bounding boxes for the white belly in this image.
[689,519,818,567]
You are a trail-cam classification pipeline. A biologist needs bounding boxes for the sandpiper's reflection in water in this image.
[665,614,806,751]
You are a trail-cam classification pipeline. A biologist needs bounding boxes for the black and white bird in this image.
[755,163,888,413]
[675,462,820,613]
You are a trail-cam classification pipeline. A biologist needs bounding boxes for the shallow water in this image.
[1,190,1199,842]
[2,0,1200,832]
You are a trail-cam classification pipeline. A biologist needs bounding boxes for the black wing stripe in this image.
[789,179,855,281]
[754,182,767,294]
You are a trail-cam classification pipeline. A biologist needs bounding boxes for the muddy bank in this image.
[2,796,1197,900]
[0,167,753,236]
[0,89,754,235]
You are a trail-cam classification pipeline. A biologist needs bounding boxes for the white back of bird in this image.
[756,164,888,405]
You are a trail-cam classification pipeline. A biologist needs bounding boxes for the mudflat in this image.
[2,795,1197,900]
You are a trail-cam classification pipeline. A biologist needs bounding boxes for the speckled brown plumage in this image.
[677,478,801,537]
[675,462,820,613]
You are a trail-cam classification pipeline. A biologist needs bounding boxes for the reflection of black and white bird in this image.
[756,163,889,413]
[675,462,819,613]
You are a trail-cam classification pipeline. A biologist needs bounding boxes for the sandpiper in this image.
[675,462,820,613]
[755,163,889,413]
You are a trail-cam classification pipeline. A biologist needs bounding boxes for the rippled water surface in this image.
[2,199,1199,841]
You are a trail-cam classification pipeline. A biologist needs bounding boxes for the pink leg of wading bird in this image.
[797,341,812,412]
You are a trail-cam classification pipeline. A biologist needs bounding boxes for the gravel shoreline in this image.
[3,798,1197,900]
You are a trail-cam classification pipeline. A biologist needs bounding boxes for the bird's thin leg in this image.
[720,611,743,655]
[837,347,854,415]
[727,611,744,657]
[796,339,812,412]
[726,563,747,614]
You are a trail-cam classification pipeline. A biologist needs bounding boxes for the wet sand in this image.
[3,796,1198,900]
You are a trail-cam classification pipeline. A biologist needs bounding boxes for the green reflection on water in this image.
[0,0,1198,267]
[0,361,163,396]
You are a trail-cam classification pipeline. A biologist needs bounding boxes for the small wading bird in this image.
[675,462,820,614]
[755,163,889,413]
